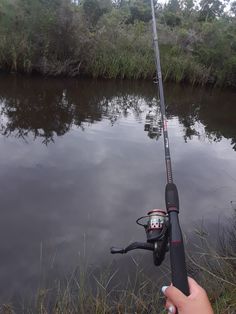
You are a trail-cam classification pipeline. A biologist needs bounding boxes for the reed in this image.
[187,211,236,314]
[1,210,235,314]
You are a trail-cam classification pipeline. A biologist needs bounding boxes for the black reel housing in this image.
[111,209,169,266]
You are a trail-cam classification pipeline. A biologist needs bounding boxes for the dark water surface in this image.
[0,75,235,302]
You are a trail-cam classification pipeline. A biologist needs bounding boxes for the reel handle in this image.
[110,247,125,254]
[111,242,154,254]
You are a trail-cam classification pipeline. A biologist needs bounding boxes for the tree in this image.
[182,0,195,16]
[82,0,112,26]
[127,0,152,23]
[198,0,226,21]
[230,0,236,16]
[163,12,182,26]
[166,0,181,13]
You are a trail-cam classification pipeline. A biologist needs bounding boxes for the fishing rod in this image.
[111,0,189,298]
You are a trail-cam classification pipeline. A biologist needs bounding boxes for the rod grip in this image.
[165,184,189,296]
[165,183,179,212]
[170,232,189,296]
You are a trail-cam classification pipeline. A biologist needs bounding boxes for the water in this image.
[0,74,235,302]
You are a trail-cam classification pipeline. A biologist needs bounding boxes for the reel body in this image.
[137,209,168,243]
[111,209,169,266]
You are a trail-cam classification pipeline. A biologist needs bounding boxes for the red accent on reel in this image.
[147,209,167,215]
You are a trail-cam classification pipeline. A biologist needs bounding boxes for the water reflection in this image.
[0,75,235,302]
[144,107,162,139]
[0,75,235,150]
[0,77,157,144]
[165,86,236,150]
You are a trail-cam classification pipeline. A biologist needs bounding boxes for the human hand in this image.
[162,277,214,314]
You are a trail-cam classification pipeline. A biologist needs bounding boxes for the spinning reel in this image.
[111,209,169,266]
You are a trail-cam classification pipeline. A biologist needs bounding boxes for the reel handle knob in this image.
[110,247,125,254]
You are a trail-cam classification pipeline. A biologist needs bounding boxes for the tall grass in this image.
[2,211,236,314]
[187,210,236,314]
[1,1,236,87]
[22,261,166,314]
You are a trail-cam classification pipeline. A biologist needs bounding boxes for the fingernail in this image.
[161,286,168,294]
[168,305,175,313]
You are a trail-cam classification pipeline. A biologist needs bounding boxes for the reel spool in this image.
[136,209,168,243]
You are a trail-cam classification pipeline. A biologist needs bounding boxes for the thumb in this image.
[162,285,187,308]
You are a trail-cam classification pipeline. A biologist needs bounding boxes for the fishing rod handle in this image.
[165,183,189,296]
[169,221,189,296]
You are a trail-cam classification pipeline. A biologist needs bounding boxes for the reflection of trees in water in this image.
[0,90,75,145]
[0,77,158,144]
[165,86,236,151]
[99,95,153,126]
[0,77,235,150]
[144,106,162,140]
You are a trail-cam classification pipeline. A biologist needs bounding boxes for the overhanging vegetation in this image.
[0,0,236,86]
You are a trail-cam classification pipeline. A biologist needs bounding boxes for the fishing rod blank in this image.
[150,0,189,296]
[110,0,189,300]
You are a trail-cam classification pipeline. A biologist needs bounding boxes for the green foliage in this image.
[224,56,236,87]
[182,0,195,14]
[128,0,152,23]
[165,0,181,13]
[198,0,226,21]
[83,0,112,26]
[84,17,155,79]
[163,12,182,27]
[0,0,236,87]
[230,1,236,16]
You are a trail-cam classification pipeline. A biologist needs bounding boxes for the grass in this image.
[21,261,166,314]
[186,210,236,314]
[1,211,236,314]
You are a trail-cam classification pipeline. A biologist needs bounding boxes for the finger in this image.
[165,300,176,314]
[162,285,187,308]
[165,303,176,314]
[188,277,200,293]
[188,277,206,296]
[165,299,172,309]
[168,305,176,313]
